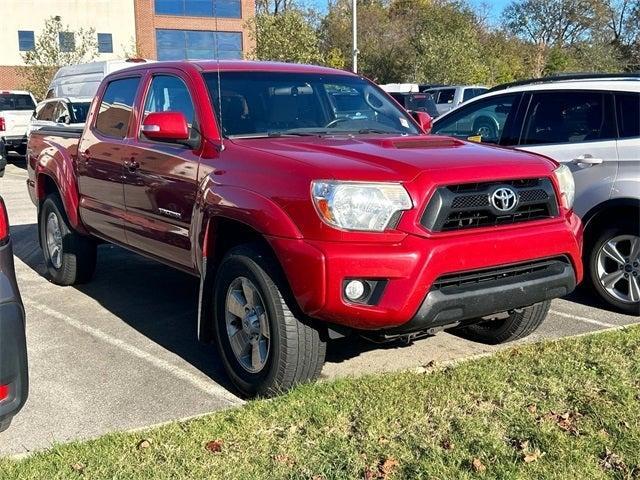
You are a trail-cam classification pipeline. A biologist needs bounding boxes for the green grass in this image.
[2,326,640,480]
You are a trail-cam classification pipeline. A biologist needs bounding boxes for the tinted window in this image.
[0,93,35,111]
[204,72,419,137]
[18,31,35,51]
[97,33,113,53]
[463,88,487,103]
[156,29,242,60]
[616,93,640,139]
[155,0,241,18]
[70,102,91,123]
[36,101,57,121]
[521,92,613,145]
[143,75,196,137]
[95,77,140,139]
[432,94,518,144]
[404,93,439,117]
[436,89,455,105]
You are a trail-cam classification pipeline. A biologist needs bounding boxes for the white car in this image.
[0,90,37,157]
[28,97,93,135]
[432,73,640,314]
[424,85,488,116]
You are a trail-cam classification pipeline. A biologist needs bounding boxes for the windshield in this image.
[203,72,419,138]
[0,93,35,111]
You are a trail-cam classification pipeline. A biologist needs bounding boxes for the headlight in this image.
[311,180,412,231]
[553,164,575,209]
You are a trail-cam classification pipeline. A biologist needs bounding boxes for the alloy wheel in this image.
[45,212,63,269]
[596,234,640,304]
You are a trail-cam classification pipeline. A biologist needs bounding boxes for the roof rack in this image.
[488,72,640,93]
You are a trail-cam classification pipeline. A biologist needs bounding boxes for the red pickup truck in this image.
[27,61,583,397]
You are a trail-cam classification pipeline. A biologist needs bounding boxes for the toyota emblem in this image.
[490,187,518,212]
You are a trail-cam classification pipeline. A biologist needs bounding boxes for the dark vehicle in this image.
[388,92,439,118]
[0,192,28,431]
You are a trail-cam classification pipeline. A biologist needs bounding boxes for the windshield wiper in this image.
[267,131,324,137]
[356,128,397,135]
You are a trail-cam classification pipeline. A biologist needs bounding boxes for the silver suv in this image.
[432,73,640,315]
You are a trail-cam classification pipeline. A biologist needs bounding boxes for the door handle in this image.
[124,158,140,173]
[572,154,603,166]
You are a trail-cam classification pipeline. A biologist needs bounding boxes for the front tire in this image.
[213,244,326,397]
[587,223,640,315]
[454,301,550,344]
[39,194,97,285]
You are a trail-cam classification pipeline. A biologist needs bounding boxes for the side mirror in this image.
[141,111,190,144]
[410,110,433,134]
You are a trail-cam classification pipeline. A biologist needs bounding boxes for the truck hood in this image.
[232,134,558,183]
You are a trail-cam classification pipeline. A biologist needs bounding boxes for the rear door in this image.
[516,90,618,217]
[77,76,142,243]
[122,70,201,269]
[613,92,640,197]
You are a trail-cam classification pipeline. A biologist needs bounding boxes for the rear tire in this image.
[454,301,550,344]
[212,244,326,398]
[586,222,640,315]
[39,194,97,286]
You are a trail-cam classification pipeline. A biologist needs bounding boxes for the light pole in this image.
[352,0,358,73]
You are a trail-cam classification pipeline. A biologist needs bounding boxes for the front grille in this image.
[421,178,559,232]
[432,257,569,292]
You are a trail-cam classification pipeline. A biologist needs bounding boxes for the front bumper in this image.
[270,212,583,331]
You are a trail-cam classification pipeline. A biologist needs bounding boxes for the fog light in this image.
[344,280,365,301]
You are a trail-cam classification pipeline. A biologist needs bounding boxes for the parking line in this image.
[550,309,617,328]
[24,299,243,406]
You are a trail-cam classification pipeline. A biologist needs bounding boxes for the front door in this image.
[516,91,618,218]
[122,71,200,270]
[77,76,141,243]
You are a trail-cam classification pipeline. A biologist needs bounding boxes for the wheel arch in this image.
[582,198,640,248]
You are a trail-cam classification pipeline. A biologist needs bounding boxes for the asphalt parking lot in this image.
[0,156,638,457]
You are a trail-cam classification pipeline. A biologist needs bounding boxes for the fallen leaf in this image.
[598,428,609,437]
[71,462,85,474]
[526,404,537,414]
[380,458,399,477]
[136,439,151,450]
[441,438,455,451]
[205,439,223,453]
[523,449,544,463]
[542,410,582,436]
[378,435,390,445]
[472,458,486,473]
[600,448,627,472]
[312,476,326,480]
[363,467,377,480]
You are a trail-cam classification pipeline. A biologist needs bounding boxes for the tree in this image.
[21,16,97,99]
[247,9,324,64]
[502,0,599,75]
[255,0,296,15]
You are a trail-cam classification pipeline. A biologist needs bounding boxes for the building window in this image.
[18,31,35,51]
[59,31,75,52]
[155,0,241,19]
[156,29,242,61]
[98,33,113,53]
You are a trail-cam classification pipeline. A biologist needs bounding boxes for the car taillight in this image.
[0,116,5,131]
[0,384,8,402]
[0,197,8,242]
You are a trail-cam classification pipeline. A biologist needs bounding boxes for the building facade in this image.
[0,0,255,91]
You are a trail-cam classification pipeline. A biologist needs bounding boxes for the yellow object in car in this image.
[467,135,482,143]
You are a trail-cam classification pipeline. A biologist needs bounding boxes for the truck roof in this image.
[115,60,355,77]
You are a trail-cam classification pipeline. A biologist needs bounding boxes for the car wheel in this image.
[213,244,326,398]
[454,301,550,344]
[39,194,97,286]
[473,119,497,141]
[588,223,640,315]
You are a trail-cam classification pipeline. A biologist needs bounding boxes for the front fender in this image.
[191,176,303,274]
[34,142,85,233]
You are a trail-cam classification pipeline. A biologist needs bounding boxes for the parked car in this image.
[432,73,640,314]
[425,85,488,115]
[0,140,6,177]
[387,92,439,118]
[0,191,29,431]
[28,97,93,135]
[46,59,150,99]
[27,60,582,397]
[0,90,36,158]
